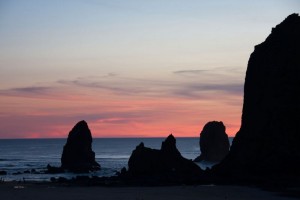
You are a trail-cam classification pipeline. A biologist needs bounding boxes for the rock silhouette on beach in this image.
[124,134,203,182]
[61,120,100,172]
[0,170,7,175]
[214,13,300,179]
[194,121,230,162]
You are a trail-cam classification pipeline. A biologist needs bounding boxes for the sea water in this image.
[0,138,233,182]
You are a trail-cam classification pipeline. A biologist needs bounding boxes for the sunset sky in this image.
[0,0,299,138]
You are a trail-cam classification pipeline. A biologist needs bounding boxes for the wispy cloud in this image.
[173,69,209,76]
[173,66,245,77]
[173,83,243,99]
[58,75,175,96]
[0,69,244,102]
[0,86,54,97]
[9,86,51,94]
[57,71,243,100]
[172,67,244,98]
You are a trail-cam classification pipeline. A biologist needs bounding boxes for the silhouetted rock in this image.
[125,134,203,182]
[61,120,100,172]
[214,13,300,179]
[46,164,64,174]
[0,170,7,175]
[194,121,230,162]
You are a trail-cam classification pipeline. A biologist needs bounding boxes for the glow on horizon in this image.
[0,1,299,139]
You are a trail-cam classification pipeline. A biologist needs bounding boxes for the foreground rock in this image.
[214,13,300,181]
[61,120,100,172]
[0,170,7,175]
[194,121,230,162]
[121,134,203,183]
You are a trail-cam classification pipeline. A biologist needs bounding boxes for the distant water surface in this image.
[0,137,233,181]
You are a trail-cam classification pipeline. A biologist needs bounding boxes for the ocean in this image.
[0,137,233,182]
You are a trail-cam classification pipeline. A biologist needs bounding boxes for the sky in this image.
[0,0,299,138]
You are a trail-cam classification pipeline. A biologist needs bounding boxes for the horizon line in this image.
[0,136,235,140]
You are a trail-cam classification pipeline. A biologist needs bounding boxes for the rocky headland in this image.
[213,13,300,184]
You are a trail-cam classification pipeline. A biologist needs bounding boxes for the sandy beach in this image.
[0,182,296,200]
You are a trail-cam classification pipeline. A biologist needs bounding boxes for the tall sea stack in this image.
[214,13,300,178]
[61,120,101,172]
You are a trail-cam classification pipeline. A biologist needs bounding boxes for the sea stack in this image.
[125,134,203,181]
[61,120,101,172]
[214,14,300,178]
[194,121,230,162]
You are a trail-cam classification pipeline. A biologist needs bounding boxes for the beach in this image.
[0,182,296,200]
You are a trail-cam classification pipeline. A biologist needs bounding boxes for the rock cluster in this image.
[215,13,300,178]
[194,121,230,162]
[124,134,203,182]
[61,120,100,172]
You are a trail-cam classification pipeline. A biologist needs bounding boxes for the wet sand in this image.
[0,182,296,200]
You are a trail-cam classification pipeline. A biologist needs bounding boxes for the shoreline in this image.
[0,181,297,200]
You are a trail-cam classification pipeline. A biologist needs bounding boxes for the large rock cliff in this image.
[215,13,300,178]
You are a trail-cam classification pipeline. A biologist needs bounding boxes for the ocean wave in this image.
[0,159,23,161]
[96,155,130,159]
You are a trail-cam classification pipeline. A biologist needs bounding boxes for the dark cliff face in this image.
[194,121,230,162]
[215,13,300,177]
[61,120,100,172]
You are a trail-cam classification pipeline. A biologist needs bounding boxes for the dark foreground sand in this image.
[0,182,297,200]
